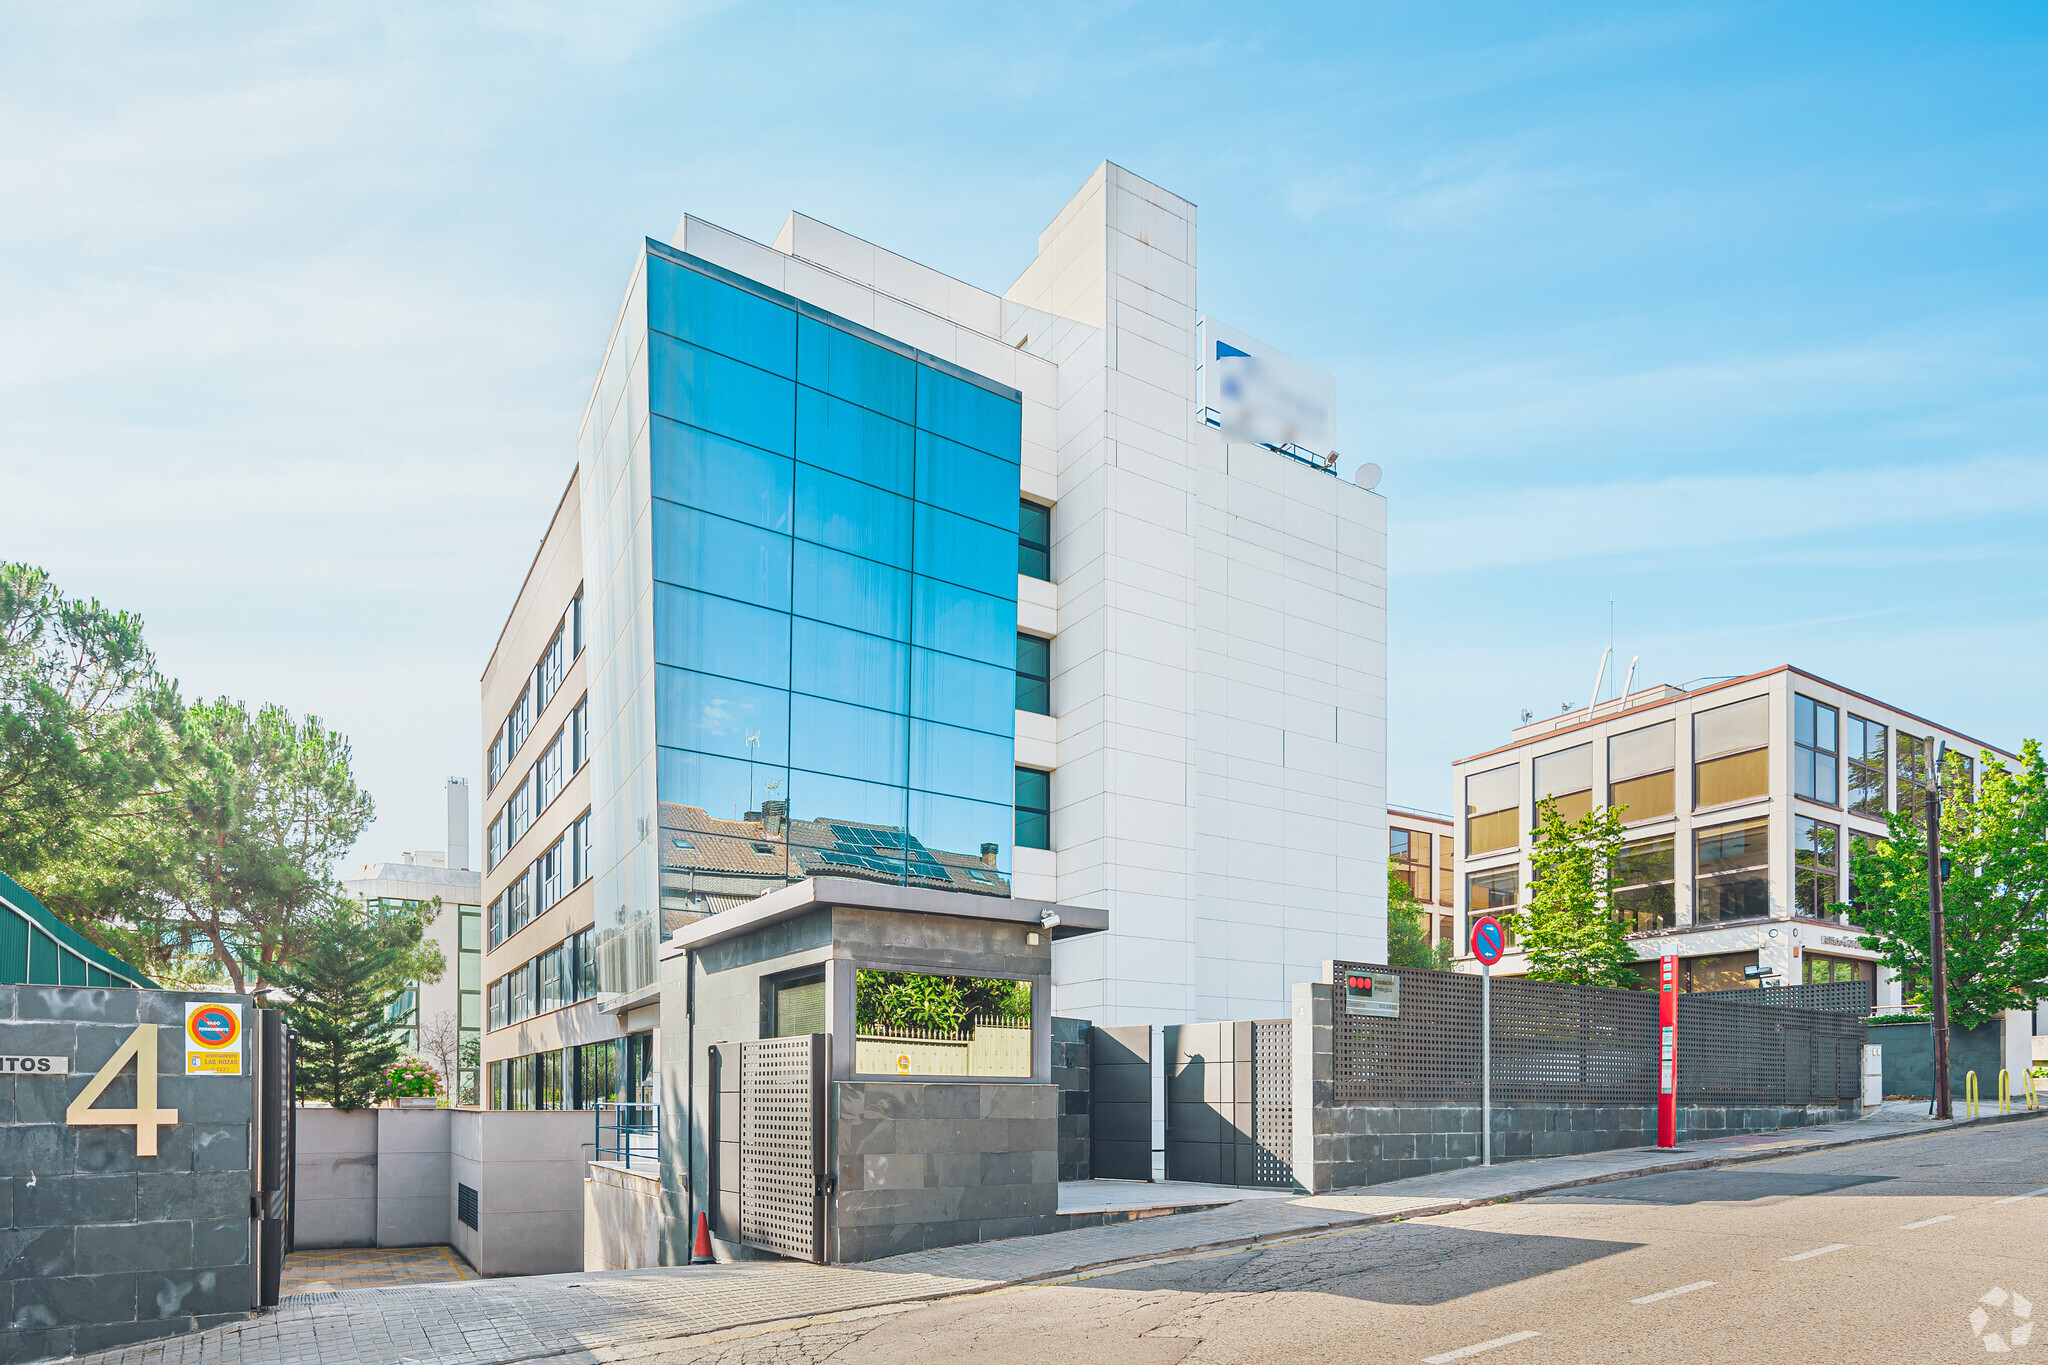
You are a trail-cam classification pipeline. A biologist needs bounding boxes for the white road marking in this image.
[1781,1243,1851,1262]
[1631,1280,1716,1304]
[1423,1330,1541,1363]
[1994,1186,2048,1205]
[1899,1215,1956,1230]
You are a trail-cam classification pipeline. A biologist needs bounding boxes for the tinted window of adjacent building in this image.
[1695,817,1769,922]
[1015,633,1051,715]
[1795,815,1840,916]
[1614,835,1676,933]
[1609,721,1676,821]
[645,249,1023,910]
[1845,716,1886,816]
[1466,868,1519,944]
[1465,765,1519,855]
[1693,697,1769,809]
[1533,745,1592,824]
[1794,694,1838,804]
[1896,733,1931,823]
[1015,767,1050,850]
[1018,500,1051,580]
[1391,828,1431,901]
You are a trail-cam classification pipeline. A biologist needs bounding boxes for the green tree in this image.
[1851,742,2048,1029]
[269,901,439,1110]
[144,699,378,992]
[1509,796,1643,989]
[0,563,180,880]
[1387,868,1450,968]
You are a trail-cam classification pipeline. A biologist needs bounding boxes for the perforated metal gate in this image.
[738,1033,826,1262]
[1250,1020,1293,1188]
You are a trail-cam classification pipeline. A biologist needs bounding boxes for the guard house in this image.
[656,877,1105,1263]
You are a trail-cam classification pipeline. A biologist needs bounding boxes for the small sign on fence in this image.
[1343,971,1400,1018]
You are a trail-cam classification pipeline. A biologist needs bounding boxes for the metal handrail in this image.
[595,1100,660,1172]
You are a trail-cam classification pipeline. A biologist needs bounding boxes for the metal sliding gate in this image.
[251,1008,295,1307]
[737,1034,827,1262]
[1163,1019,1295,1190]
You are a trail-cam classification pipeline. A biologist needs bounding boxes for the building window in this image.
[506,1054,534,1110]
[1794,695,1838,804]
[1695,817,1769,923]
[487,976,507,1031]
[488,729,507,792]
[1795,815,1840,917]
[1015,767,1050,850]
[1681,951,1759,993]
[1897,733,1931,822]
[538,945,566,1013]
[1693,696,1769,809]
[572,926,598,1000]
[535,731,566,816]
[1846,715,1887,816]
[1466,867,1518,947]
[571,811,592,886]
[487,811,506,872]
[1015,633,1051,715]
[1018,500,1051,581]
[488,895,505,951]
[1608,720,1675,821]
[506,867,533,939]
[505,775,532,848]
[535,626,566,716]
[1464,764,1519,855]
[508,684,533,757]
[1614,834,1677,933]
[1804,952,1872,986]
[1532,744,1593,824]
[573,1040,617,1109]
[571,590,584,657]
[1391,828,1432,901]
[537,836,565,911]
[571,697,589,772]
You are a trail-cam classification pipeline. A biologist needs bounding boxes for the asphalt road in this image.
[604,1118,2048,1365]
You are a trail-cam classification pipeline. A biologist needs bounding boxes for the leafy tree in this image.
[1509,796,1643,989]
[269,901,438,1110]
[1852,742,2048,1030]
[855,970,1030,1034]
[1387,868,1450,968]
[0,563,180,880]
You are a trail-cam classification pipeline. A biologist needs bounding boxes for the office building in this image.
[1449,665,2012,999]
[1389,806,1456,956]
[340,777,485,1103]
[479,162,1388,1109]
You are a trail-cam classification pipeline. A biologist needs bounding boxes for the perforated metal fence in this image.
[1330,962,1865,1107]
[1251,1019,1294,1188]
[1689,979,1872,1016]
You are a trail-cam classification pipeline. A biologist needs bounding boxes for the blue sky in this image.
[1,2,2042,860]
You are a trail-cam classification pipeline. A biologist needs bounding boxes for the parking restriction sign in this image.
[185,1002,244,1076]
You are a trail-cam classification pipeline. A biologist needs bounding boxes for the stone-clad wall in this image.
[830,1081,1057,1262]
[1,985,256,1364]
[1050,1018,1090,1182]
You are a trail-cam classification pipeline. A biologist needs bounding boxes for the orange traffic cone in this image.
[691,1211,713,1264]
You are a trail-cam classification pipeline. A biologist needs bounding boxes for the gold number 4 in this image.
[65,1023,180,1156]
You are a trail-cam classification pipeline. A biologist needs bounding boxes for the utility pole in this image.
[1926,739,1951,1121]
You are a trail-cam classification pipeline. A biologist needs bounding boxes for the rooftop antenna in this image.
[1586,646,1612,715]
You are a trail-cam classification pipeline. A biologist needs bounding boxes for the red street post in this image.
[1658,955,1678,1148]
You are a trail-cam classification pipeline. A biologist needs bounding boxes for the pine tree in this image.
[1511,796,1643,989]
[268,902,430,1110]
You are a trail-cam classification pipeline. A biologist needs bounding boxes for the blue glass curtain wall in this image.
[644,246,1022,913]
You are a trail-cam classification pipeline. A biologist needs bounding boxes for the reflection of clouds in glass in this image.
[695,694,742,738]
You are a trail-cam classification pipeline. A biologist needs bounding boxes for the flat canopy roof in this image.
[661,877,1107,958]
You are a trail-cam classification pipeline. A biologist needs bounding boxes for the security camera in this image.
[1038,907,1061,930]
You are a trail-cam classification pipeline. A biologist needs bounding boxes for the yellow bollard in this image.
[1965,1070,1979,1118]
[1999,1069,2012,1115]
[2030,1072,2043,1111]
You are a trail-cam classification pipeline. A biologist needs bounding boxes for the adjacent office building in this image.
[1389,806,1456,956]
[340,777,485,1103]
[1449,666,2011,1000]
[478,163,1388,1110]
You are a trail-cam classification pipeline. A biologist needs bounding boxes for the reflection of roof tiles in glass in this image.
[655,801,1007,901]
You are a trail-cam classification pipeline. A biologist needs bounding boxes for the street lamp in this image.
[1926,738,1952,1121]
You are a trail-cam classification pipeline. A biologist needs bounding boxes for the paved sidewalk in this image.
[81,1104,2046,1365]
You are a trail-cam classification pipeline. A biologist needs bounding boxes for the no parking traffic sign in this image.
[1470,916,1506,967]
[185,1001,244,1076]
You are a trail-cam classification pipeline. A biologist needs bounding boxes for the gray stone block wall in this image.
[1050,1017,1090,1182]
[1,985,257,1364]
[829,1081,1057,1262]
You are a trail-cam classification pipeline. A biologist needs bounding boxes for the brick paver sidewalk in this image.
[80,1106,2044,1365]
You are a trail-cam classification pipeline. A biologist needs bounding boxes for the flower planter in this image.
[394,1095,440,1110]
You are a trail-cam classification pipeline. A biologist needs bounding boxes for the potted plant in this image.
[385,1057,443,1109]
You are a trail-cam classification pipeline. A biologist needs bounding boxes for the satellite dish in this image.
[1353,462,1382,490]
